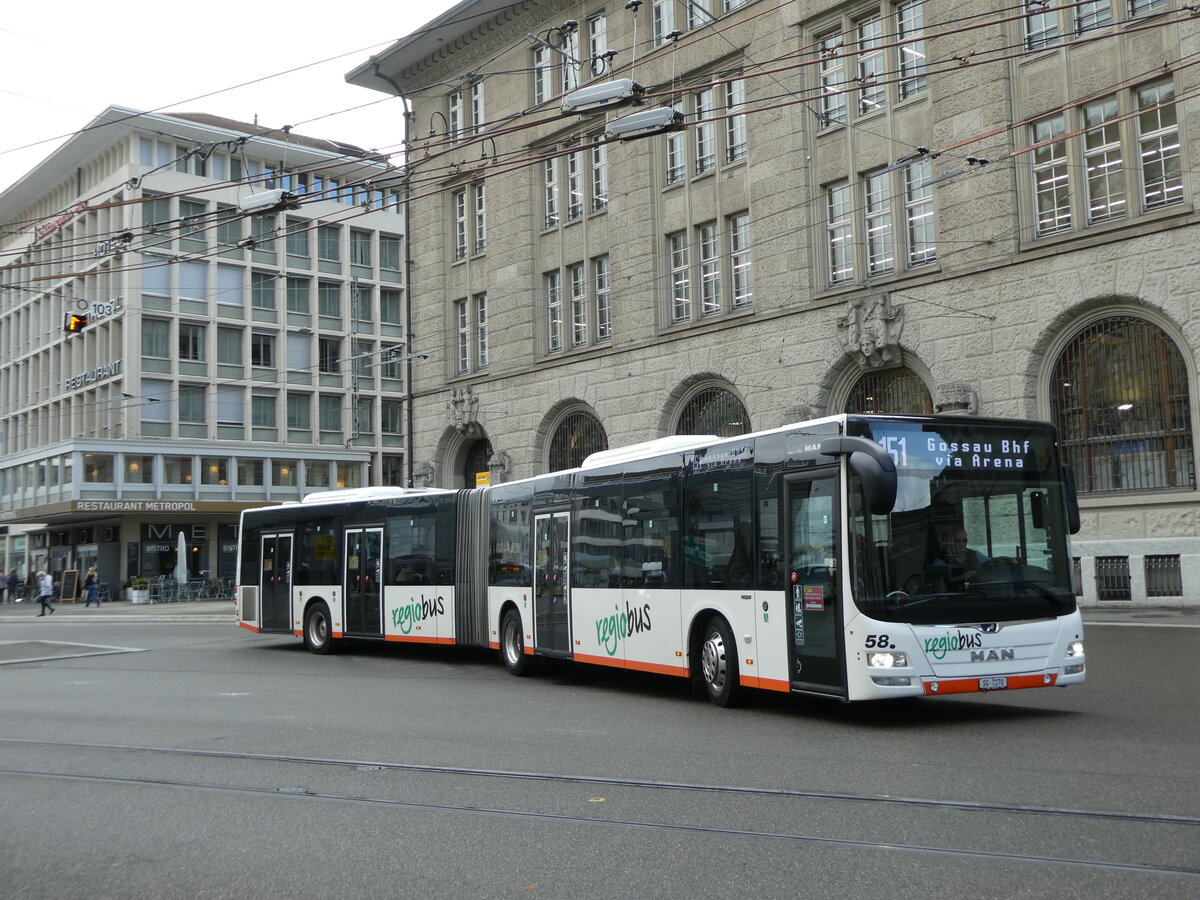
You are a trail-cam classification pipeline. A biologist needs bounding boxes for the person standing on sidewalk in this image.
[83,567,100,607]
[36,571,56,616]
[6,569,18,603]
[0,568,6,604]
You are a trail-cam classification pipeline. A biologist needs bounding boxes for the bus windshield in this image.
[847,419,1077,625]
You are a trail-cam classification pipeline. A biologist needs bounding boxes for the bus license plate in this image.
[979,676,1008,691]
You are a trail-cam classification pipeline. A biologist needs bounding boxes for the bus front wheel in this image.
[700,616,740,707]
[303,601,334,655]
[500,609,529,676]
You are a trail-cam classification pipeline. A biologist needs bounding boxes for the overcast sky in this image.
[0,0,459,193]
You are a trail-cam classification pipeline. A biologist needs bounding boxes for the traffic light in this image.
[64,312,89,333]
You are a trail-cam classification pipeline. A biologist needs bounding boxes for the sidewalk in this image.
[0,597,235,623]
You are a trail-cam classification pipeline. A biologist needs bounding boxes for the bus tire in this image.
[303,601,334,655]
[500,609,529,676]
[699,616,740,707]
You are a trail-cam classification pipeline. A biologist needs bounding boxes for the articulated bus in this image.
[236,414,1086,705]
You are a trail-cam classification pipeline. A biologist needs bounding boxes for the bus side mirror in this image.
[820,437,897,516]
[1061,464,1081,535]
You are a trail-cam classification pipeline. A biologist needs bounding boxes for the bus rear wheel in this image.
[699,616,740,707]
[303,601,334,655]
[500,609,529,676]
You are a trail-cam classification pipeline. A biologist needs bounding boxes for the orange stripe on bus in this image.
[740,675,790,693]
[238,622,261,633]
[573,652,625,671]
[624,658,688,678]
[384,635,456,645]
[923,673,1058,695]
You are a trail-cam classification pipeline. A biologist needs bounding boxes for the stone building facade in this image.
[348,0,1200,605]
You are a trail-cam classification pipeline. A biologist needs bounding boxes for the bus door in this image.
[533,511,571,656]
[785,472,845,695]
[260,533,293,631]
[344,527,383,636]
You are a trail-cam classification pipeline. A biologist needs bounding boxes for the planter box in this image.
[130,588,150,605]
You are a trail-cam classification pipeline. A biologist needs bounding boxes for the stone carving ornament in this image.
[837,294,904,369]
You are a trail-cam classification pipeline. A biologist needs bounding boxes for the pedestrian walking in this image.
[0,568,6,604]
[83,566,100,607]
[36,570,56,617]
[8,569,19,603]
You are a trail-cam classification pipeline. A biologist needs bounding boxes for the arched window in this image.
[462,439,492,487]
[1051,316,1194,494]
[844,368,932,414]
[548,411,607,471]
[675,386,751,437]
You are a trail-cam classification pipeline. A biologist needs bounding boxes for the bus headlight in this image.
[867,651,908,668]
[1064,641,1085,675]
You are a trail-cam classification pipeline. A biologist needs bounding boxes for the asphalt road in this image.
[1,613,1198,899]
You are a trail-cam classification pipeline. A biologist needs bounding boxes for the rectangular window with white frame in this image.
[905,159,937,266]
[665,103,686,184]
[897,1,927,98]
[544,158,560,228]
[594,255,612,340]
[857,14,886,115]
[561,26,580,94]
[473,183,486,253]
[1032,114,1071,234]
[448,90,463,141]
[1082,98,1125,223]
[652,0,675,46]
[454,189,468,260]
[725,78,747,162]
[698,222,721,316]
[864,169,895,274]
[456,299,470,374]
[818,32,847,128]
[533,45,553,105]
[471,81,485,134]
[591,139,608,210]
[588,14,607,77]
[546,272,563,352]
[569,263,587,346]
[1136,80,1182,210]
[827,182,854,285]
[694,86,716,175]
[475,293,489,368]
[729,212,753,308]
[567,151,584,220]
[668,231,691,322]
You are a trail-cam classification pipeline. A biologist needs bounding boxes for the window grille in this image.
[1145,555,1182,597]
[1095,556,1131,600]
[1051,316,1195,494]
[844,369,932,415]
[676,388,750,438]
[549,412,608,471]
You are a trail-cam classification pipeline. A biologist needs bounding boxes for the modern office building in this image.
[348,0,1199,605]
[0,107,408,587]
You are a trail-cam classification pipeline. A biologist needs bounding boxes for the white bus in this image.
[236,414,1086,705]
